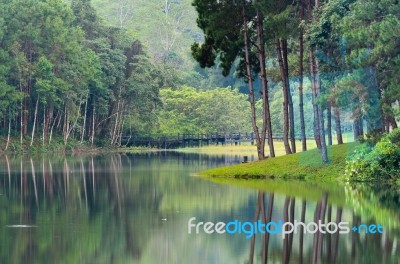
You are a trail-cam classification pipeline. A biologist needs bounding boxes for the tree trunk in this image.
[63,105,67,144]
[81,94,88,143]
[23,96,29,135]
[112,89,122,145]
[20,100,23,145]
[49,110,60,144]
[64,100,83,146]
[256,8,275,158]
[309,54,321,150]
[90,104,96,146]
[307,0,326,157]
[243,8,264,160]
[42,107,46,146]
[30,97,39,147]
[314,57,329,163]
[334,107,343,144]
[327,103,332,145]
[5,118,11,151]
[282,39,296,153]
[43,106,52,143]
[298,9,307,151]
[276,39,292,155]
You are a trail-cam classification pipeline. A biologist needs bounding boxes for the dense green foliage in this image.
[156,87,251,135]
[0,0,169,149]
[346,129,400,181]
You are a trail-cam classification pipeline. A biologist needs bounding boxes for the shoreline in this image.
[198,143,358,182]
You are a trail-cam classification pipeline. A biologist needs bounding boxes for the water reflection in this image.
[0,153,398,264]
[247,191,399,264]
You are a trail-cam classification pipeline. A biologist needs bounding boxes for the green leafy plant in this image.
[346,129,400,181]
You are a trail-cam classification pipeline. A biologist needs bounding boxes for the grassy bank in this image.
[199,143,358,182]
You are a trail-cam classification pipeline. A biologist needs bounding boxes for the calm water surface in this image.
[0,152,399,264]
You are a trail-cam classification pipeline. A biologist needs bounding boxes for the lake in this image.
[0,152,398,263]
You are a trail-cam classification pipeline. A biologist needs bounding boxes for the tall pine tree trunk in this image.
[42,108,46,146]
[298,6,307,151]
[314,56,329,163]
[20,100,23,145]
[327,103,332,145]
[276,39,292,154]
[243,8,264,160]
[282,39,296,153]
[256,9,275,158]
[308,0,328,163]
[334,107,343,144]
[309,54,321,149]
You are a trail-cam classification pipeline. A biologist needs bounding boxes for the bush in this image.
[345,129,400,181]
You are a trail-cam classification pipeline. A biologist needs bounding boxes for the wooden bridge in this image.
[118,132,313,149]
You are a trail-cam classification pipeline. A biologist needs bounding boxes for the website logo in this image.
[188,217,383,239]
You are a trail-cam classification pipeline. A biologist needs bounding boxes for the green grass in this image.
[199,143,358,182]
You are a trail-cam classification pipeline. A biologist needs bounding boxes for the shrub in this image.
[345,128,400,181]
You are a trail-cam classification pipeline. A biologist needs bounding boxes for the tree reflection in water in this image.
[0,153,399,263]
[0,154,161,263]
[248,191,400,264]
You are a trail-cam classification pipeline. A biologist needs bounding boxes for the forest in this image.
[0,0,399,157]
[0,0,253,150]
[191,0,399,161]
